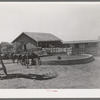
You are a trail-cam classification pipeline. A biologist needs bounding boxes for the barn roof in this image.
[63,40,99,44]
[12,32,61,43]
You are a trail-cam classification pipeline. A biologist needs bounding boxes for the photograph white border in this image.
[0,2,100,98]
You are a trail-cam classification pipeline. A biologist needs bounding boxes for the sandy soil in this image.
[0,56,100,89]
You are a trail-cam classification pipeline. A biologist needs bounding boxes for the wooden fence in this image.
[19,47,98,56]
[42,47,98,55]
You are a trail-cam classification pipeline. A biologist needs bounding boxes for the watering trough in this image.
[40,54,94,65]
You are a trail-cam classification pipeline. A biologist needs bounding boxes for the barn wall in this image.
[72,43,98,56]
[13,34,37,49]
[26,42,36,49]
[85,43,98,55]
[12,34,38,52]
[13,34,37,47]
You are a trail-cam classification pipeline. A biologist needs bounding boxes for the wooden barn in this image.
[12,32,62,53]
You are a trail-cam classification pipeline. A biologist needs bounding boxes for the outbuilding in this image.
[63,40,100,55]
[12,32,62,52]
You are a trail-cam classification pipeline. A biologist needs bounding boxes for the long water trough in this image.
[40,54,95,65]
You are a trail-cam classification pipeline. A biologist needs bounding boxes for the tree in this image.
[12,42,24,53]
[0,54,7,75]
[0,42,13,54]
[0,43,7,75]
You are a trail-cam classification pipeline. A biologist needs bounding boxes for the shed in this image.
[63,40,99,55]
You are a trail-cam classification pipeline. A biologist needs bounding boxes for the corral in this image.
[0,56,100,89]
[0,32,99,89]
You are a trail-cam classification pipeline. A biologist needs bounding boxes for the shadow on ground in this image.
[0,73,57,80]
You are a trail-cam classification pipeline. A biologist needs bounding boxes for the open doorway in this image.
[24,44,26,51]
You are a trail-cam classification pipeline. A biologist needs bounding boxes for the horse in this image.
[17,54,22,64]
[12,54,17,63]
[11,52,41,67]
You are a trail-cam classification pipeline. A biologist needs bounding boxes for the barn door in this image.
[24,44,26,51]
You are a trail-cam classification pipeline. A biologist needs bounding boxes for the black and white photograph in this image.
[0,2,100,91]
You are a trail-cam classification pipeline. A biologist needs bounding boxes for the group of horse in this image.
[11,52,41,68]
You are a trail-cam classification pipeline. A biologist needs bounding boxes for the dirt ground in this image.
[0,56,100,89]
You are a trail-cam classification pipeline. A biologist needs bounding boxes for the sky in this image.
[0,2,100,43]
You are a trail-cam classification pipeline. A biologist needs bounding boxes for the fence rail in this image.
[16,47,98,56]
[42,47,98,55]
